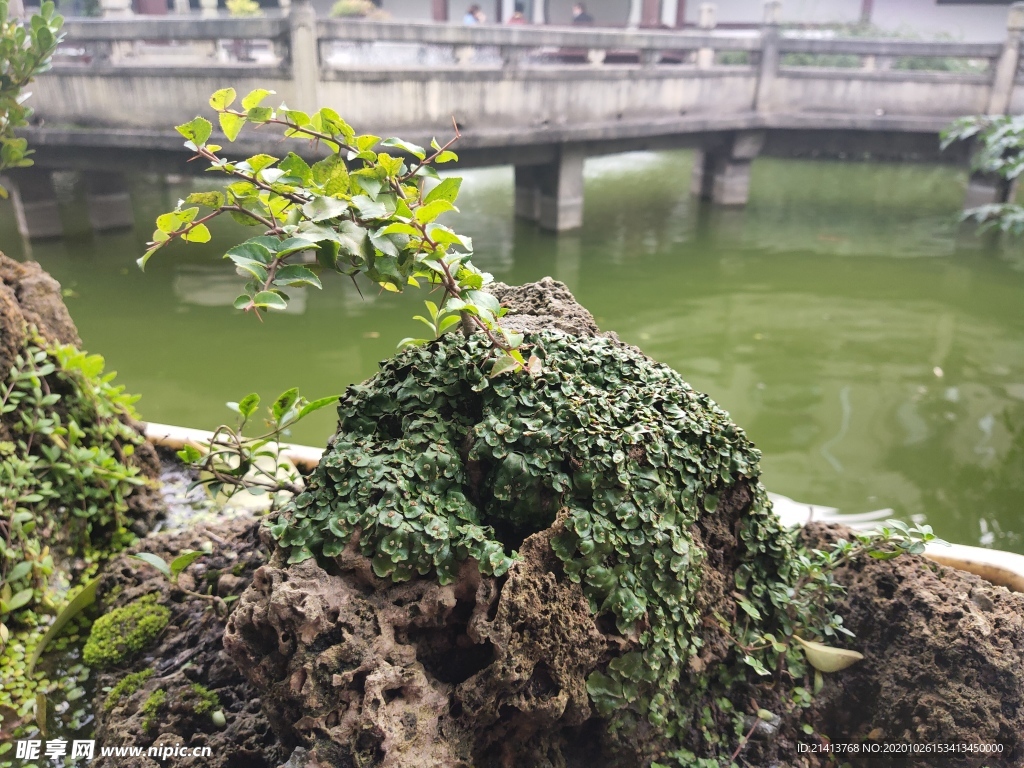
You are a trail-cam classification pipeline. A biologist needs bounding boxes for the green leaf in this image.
[311,155,350,195]
[284,109,310,127]
[209,88,236,110]
[279,152,312,184]
[253,291,288,310]
[237,392,260,417]
[229,256,268,283]
[334,221,370,261]
[466,289,500,315]
[130,552,171,578]
[247,106,273,124]
[424,177,461,205]
[176,117,213,147]
[182,223,211,243]
[397,337,429,348]
[245,154,278,173]
[490,354,520,377]
[353,195,387,219]
[274,264,323,289]
[169,550,204,578]
[186,191,226,208]
[356,134,380,152]
[8,561,33,582]
[298,395,340,418]
[302,196,349,222]
[273,388,300,420]
[381,222,420,237]
[241,88,274,110]
[275,237,319,257]
[226,240,274,265]
[380,137,426,159]
[414,199,456,224]
[27,577,100,675]
[7,588,33,612]
[219,112,246,142]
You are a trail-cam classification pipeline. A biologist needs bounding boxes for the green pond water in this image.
[1,151,1022,554]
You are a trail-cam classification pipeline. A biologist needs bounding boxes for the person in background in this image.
[464,4,485,23]
[508,1,527,24]
[571,2,594,24]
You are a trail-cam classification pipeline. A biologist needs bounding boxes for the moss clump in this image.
[82,594,170,668]
[103,668,154,711]
[188,682,220,715]
[140,689,166,732]
[270,331,800,746]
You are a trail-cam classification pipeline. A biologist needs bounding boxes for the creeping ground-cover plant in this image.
[1,336,150,728]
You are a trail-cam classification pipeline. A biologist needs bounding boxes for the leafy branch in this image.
[139,87,528,374]
[0,0,65,196]
[942,114,1024,235]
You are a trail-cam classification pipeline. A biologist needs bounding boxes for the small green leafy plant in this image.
[1,340,147,632]
[141,88,527,373]
[730,520,945,679]
[0,0,65,195]
[128,547,236,616]
[175,387,338,508]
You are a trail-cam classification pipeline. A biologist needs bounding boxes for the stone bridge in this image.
[11,0,1024,236]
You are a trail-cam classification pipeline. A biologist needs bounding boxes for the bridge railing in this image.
[49,15,1011,78]
[54,17,291,69]
[316,19,760,69]
[776,37,1003,77]
[27,1,1024,135]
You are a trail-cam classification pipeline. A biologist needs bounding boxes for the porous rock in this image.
[804,522,1024,768]
[488,277,604,338]
[224,278,797,768]
[92,517,287,768]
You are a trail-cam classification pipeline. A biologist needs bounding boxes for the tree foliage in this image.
[943,114,1024,235]
[0,0,64,196]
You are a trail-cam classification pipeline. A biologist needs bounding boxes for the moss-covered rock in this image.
[104,669,154,712]
[187,683,220,715]
[254,309,803,762]
[140,689,166,732]
[83,594,170,668]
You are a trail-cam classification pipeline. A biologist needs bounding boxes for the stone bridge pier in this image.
[6,169,136,240]
[514,148,587,232]
[690,131,765,207]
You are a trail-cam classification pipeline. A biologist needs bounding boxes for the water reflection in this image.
[172,264,308,314]
[0,151,1021,553]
